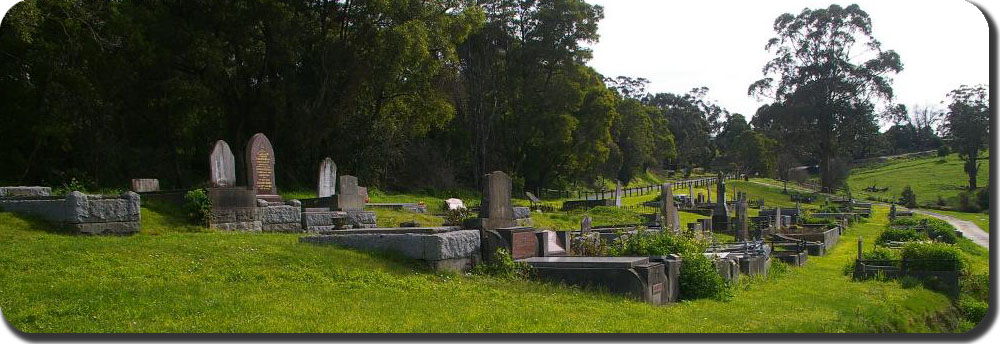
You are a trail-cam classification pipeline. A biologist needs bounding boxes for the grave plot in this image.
[0,187,141,235]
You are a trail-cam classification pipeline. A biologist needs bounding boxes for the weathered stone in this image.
[131,179,160,193]
[512,206,531,219]
[245,133,279,201]
[257,205,300,224]
[479,171,516,230]
[332,175,365,211]
[300,229,481,272]
[317,157,337,198]
[209,140,236,188]
[347,210,377,228]
[0,186,52,198]
[580,215,593,233]
[444,198,465,211]
[660,183,681,233]
[0,191,141,235]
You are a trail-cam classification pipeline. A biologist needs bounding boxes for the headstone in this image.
[317,157,337,198]
[525,192,541,204]
[131,179,160,193]
[774,206,782,229]
[714,173,729,217]
[688,184,695,207]
[889,203,897,221]
[660,183,681,234]
[336,175,364,211]
[736,193,749,241]
[614,181,623,207]
[245,133,279,202]
[581,215,593,233]
[209,140,236,188]
[479,171,516,230]
[445,198,466,211]
[706,184,712,204]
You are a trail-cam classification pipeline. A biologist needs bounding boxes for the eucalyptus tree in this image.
[943,84,990,190]
[749,4,902,191]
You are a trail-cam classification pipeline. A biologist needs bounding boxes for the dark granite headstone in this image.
[209,140,236,188]
[317,157,337,198]
[479,171,516,230]
[245,133,279,202]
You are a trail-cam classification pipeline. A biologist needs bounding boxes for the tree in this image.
[749,4,903,192]
[943,84,989,190]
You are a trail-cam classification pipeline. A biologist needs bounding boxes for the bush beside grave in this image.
[184,189,213,226]
[607,229,730,301]
[900,242,964,272]
[876,228,925,245]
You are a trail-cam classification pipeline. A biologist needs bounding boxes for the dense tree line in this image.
[0,0,699,191]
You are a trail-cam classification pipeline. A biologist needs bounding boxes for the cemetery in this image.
[0,0,990,335]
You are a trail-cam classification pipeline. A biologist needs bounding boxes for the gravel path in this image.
[911,209,990,249]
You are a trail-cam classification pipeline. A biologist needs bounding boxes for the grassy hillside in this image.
[0,196,972,333]
[847,152,989,208]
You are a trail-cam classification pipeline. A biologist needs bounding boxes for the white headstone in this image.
[209,140,236,188]
[614,180,623,207]
[445,198,466,211]
[317,157,337,198]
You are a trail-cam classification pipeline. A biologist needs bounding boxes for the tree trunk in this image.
[966,149,979,190]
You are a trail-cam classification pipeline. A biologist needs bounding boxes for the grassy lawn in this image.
[847,152,989,207]
[0,195,972,333]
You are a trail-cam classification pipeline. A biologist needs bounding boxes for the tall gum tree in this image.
[943,84,990,190]
[749,4,902,192]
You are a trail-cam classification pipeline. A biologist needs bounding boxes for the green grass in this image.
[0,196,972,333]
[847,152,989,208]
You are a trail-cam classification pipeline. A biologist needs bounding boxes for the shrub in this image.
[962,273,989,302]
[184,189,213,226]
[924,219,957,244]
[957,191,980,212]
[801,216,835,226]
[443,208,473,226]
[679,254,731,301]
[900,242,963,272]
[890,217,921,227]
[900,186,917,208]
[608,229,729,301]
[864,247,900,261]
[53,178,87,195]
[958,295,988,323]
[937,145,951,158]
[473,248,529,279]
[937,195,946,207]
[976,187,989,210]
[876,228,925,245]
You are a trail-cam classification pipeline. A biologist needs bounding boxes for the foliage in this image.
[750,4,902,192]
[923,219,957,244]
[876,228,923,246]
[975,187,988,211]
[52,178,87,196]
[472,248,530,280]
[606,229,729,301]
[900,242,963,272]
[942,84,989,190]
[899,186,917,208]
[937,145,951,158]
[958,295,988,323]
[800,216,835,226]
[443,208,474,226]
[183,189,212,226]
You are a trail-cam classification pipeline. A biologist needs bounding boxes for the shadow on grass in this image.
[141,199,210,234]
[0,212,75,236]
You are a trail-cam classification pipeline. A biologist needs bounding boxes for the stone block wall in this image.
[0,191,141,235]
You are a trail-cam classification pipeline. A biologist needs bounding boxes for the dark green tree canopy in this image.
[749,4,902,191]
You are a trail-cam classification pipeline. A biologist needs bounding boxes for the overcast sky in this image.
[585,0,991,124]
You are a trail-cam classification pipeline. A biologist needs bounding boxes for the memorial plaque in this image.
[245,133,279,201]
[209,140,236,188]
[317,157,337,198]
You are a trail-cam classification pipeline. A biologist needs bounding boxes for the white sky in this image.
[586,0,991,124]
